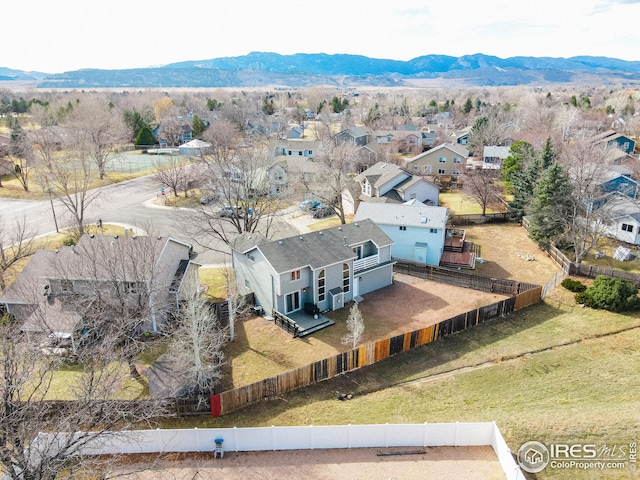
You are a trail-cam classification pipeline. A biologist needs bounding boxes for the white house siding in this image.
[401,181,439,205]
[377,174,409,196]
[609,219,640,245]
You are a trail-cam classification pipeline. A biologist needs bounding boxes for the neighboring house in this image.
[421,130,437,147]
[449,126,472,145]
[482,146,511,170]
[603,196,640,245]
[373,130,422,154]
[273,140,320,159]
[287,125,304,139]
[354,161,439,205]
[585,165,639,212]
[178,139,211,156]
[231,219,395,316]
[268,155,322,196]
[591,130,636,154]
[354,202,449,266]
[153,124,192,146]
[0,235,198,351]
[335,126,369,146]
[406,143,470,179]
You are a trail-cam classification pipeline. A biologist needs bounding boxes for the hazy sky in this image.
[5,0,640,73]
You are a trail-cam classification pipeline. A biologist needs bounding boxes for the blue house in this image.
[591,130,636,154]
[354,202,449,266]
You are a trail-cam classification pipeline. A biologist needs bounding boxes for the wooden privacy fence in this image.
[212,284,541,417]
[568,263,640,286]
[450,212,511,225]
[394,261,539,296]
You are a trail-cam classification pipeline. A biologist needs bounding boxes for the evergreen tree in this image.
[191,114,207,138]
[528,162,573,248]
[539,137,556,169]
[462,97,473,114]
[134,125,157,148]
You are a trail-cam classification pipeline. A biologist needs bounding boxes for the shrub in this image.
[561,278,586,292]
[62,237,77,246]
[576,275,640,312]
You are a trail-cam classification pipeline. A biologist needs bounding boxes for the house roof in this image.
[233,219,393,274]
[354,202,449,228]
[407,143,470,164]
[0,235,192,306]
[483,146,510,159]
[354,162,409,188]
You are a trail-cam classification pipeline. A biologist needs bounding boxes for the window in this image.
[438,168,446,175]
[60,279,73,293]
[285,291,300,313]
[453,157,462,164]
[623,142,630,151]
[287,150,292,156]
[247,253,255,262]
[399,226,407,231]
[424,165,432,174]
[318,269,326,302]
[125,282,138,294]
[430,228,438,234]
[352,245,363,259]
[439,157,446,163]
[621,223,634,232]
[452,168,461,175]
[308,150,313,155]
[342,263,350,293]
[290,269,301,281]
[298,151,303,155]
[413,165,419,170]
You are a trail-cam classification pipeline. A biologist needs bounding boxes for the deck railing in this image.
[354,253,379,272]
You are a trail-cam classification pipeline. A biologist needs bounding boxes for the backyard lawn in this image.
[173,285,640,480]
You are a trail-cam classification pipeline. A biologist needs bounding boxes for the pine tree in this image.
[462,97,473,114]
[528,162,573,248]
[191,114,207,138]
[539,137,556,169]
[134,125,156,148]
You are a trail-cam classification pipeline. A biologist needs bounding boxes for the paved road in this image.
[0,174,300,265]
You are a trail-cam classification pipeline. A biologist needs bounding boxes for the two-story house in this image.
[354,202,449,266]
[335,126,369,146]
[482,146,511,170]
[0,235,198,352]
[354,162,439,205]
[231,219,394,318]
[591,130,636,155]
[406,143,470,179]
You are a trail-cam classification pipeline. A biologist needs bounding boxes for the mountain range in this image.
[3,52,640,88]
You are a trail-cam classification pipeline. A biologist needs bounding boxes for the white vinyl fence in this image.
[33,422,525,480]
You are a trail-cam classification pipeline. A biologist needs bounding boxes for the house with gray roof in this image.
[335,126,369,146]
[231,219,394,319]
[354,161,439,205]
[0,234,198,352]
[354,202,449,266]
[482,146,511,170]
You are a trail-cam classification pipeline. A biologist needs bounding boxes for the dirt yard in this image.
[113,446,505,480]
[223,273,510,389]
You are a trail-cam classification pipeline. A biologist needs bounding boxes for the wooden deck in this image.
[286,310,335,337]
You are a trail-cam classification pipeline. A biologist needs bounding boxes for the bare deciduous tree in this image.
[0,215,36,293]
[170,274,226,405]
[66,96,128,179]
[461,168,503,216]
[0,312,168,480]
[341,303,364,349]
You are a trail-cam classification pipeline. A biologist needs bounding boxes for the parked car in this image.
[217,206,243,218]
[299,199,320,211]
[311,205,335,218]
[200,194,217,205]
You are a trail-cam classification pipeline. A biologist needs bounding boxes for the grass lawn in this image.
[439,190,501,215]
[170,285,640,479]
[198,267,229,302]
